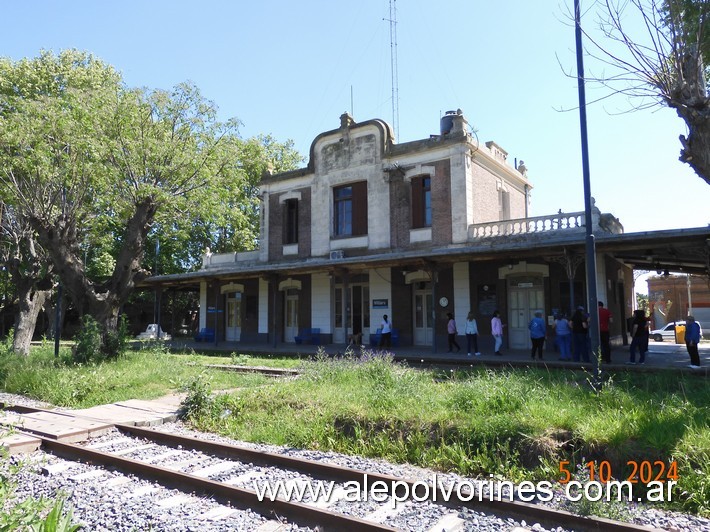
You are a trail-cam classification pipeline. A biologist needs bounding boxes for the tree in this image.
[0,51,252,352]
[582,0,710,185]
[146,133,303,278]
[0,203,53,355]
[636,291,651,313]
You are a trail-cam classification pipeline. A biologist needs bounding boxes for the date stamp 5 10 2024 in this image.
[558,459,679,503]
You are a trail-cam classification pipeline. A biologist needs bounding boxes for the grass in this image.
[183,350,710,517]
[0,341,277,408]
[1,342,708,519]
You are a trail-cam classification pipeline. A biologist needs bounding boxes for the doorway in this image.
[508,277,544,349]
[225,292,242,341]
[284,290,299,343]
[413,282,434,345]
[333,282,370,344]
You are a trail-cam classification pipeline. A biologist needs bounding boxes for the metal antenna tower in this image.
[387,0,399,139]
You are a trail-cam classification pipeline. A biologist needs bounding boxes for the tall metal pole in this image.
[54,284,62,358]
[54,186,66,358]
[574,0,600,375]
[387,0,399,139]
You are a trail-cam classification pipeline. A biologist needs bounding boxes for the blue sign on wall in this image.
[372,299,389,309]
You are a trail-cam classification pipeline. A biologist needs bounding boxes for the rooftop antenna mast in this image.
[386,0,400,139]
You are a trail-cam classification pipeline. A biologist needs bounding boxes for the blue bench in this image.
[194,328,215,342]
[295,328,320,345]
[370,328,399,347]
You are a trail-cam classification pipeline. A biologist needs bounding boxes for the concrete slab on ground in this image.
[0,431,41,455]
[0,410,88,443]
[115,398,182,418]
[21,411,113,437]
[71,403,175,426]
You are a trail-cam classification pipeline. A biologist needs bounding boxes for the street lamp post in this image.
[55,186,66,358]
[574,0,600,380]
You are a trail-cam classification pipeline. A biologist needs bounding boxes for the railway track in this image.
[0,403,661,532]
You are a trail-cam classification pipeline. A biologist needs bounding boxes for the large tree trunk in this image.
[676,110,710,186]
[669,45,710,185]
[12,279,50,356]
[43,292,67,339]
[29,197,157,344]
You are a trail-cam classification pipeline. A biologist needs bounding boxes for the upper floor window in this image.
[284,198,298,244]
[333,181,367,237]
[411,175,431,228]
[498,188,510,220]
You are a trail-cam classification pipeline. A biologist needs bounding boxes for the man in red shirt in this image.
[598,301,613,363]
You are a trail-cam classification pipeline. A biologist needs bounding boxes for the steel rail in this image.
[2,403,662,532]
[190,363,300,377]
[117,425,657,532]
[31,433,395,532]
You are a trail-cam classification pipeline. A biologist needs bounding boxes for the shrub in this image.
[72,316,102,364]
[73,315,129,364]
[103,315,129,360]
[180,374,214,420]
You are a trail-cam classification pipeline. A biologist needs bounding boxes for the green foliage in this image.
[0,329,13,357]
[673,425,710,515]
[179,373,214,420]
[0,50,304,342]
[183,355,710,518]
[29,498,82,532]
[636,292,650,313]
[0,345,269,408]
[3,344,709,519]
[72,315,102,364]
[103,315,129,360]
[72,315,129,363]
[0,450,81,532]
[230,352,251,365]
[661,0,710,71]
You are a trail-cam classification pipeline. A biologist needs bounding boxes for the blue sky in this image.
[3,0,708,233]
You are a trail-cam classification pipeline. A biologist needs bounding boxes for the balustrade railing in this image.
[202,250,260,269]
[468,212,587,240]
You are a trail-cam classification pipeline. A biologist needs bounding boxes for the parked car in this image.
[650,321,704,342]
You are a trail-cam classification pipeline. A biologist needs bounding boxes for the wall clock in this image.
[439,297,449,307]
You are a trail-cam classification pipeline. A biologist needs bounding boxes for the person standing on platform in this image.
[685,315,702,369]
[491,310,504,356]
[465,311,480,356]
[553,312,572,360]
[598,301,613,363]
[528,311,546,360]
[571,306,590,362]
[628,309,648,365]
[446,313,461,353]
[379,314,392,348]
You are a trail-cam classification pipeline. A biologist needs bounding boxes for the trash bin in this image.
[675,324,686,344]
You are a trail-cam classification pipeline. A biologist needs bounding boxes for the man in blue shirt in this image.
[529,311,546,360]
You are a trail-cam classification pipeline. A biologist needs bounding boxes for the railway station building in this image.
[148,110,710,352]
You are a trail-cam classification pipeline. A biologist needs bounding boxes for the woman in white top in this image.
[379,314,392,348]
[465,311,480,356]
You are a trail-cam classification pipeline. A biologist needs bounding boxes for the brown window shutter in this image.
[352,181,368,235]
[411,176,423,228]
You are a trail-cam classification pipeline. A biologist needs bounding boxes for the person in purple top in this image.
[446,312,461,353]
[491,310,504,355]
